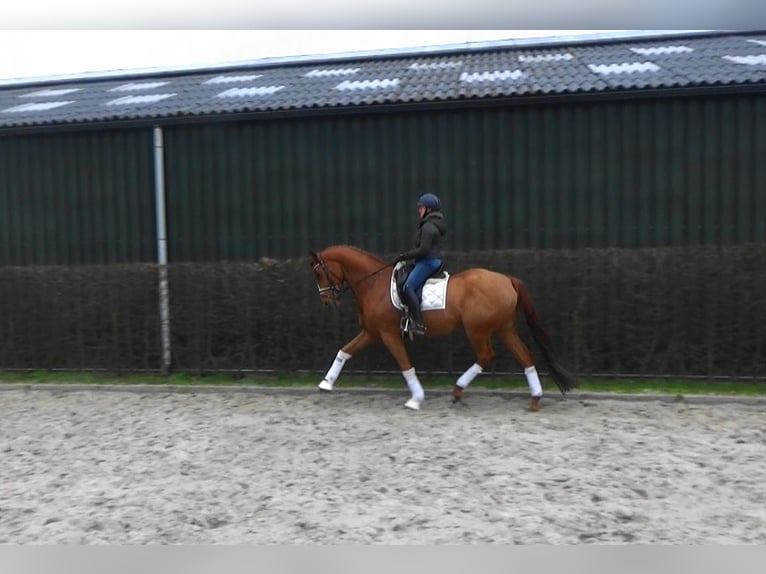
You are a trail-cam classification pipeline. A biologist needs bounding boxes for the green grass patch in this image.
[0,370,764,396]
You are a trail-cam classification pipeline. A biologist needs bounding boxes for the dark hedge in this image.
[1,245,765,379]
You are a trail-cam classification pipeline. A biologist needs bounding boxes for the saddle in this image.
[390,262,450,340]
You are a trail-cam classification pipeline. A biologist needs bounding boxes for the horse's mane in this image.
[325,244,387,265]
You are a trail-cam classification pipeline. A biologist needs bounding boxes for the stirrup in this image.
[400,313,425,341]
[400,314,415,341]
[410,322,426,336]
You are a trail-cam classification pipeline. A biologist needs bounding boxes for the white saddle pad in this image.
[390,261,449,311]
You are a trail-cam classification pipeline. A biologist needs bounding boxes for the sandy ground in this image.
[0,386,765,544]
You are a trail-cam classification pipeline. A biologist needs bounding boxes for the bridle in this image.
[313,255,349,304]
[312,253,392,304]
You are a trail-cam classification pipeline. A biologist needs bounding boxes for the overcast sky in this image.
[0,30,624,82]
[3,0,761,82]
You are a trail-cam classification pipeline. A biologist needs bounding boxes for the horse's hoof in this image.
[404,398,422,411]
[530,396,541,412]
[318,380,334,392]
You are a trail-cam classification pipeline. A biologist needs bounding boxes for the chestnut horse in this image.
[310,245,575,411]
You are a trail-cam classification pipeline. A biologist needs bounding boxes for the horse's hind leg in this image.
[452,328,495,404]
[498,326,543,411]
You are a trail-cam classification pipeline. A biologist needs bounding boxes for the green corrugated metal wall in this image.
[0,128,156,265]
[163,93,766,262]
[1,92,765,266]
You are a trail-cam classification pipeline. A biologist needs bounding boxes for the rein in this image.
[356,262,394,284]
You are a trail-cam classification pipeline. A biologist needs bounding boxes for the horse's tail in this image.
[510,276,576,395]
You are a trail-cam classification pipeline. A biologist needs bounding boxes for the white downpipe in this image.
[153,126,172,375]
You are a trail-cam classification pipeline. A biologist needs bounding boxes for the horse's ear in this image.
[309,250,319,263]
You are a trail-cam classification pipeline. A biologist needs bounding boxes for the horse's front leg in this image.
[379,331,424,411]
[318,330,376,391]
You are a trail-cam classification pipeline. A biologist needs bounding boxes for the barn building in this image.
[1,30,765,379]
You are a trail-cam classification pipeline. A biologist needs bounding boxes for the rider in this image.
[394,193,447,336]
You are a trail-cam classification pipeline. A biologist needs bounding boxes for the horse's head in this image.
[310,249,346,307]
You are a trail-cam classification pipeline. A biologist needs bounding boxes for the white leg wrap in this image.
[322,350,352,385]
[525,365,543,397]
[402,367,425,402]
[456,363,483,389]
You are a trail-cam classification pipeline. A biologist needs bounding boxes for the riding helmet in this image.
[417,193,441,211]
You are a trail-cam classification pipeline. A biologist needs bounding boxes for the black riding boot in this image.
[403,286,426,336]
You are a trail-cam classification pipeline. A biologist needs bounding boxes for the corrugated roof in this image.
[1,30,765,130]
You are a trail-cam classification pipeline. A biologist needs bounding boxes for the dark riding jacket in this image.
[400,211,447,261]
